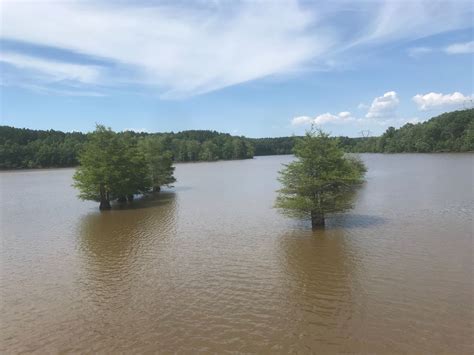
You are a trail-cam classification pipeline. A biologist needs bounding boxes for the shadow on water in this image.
[327,214,386,229]
[109,191,177,210]
[289,214,386,231]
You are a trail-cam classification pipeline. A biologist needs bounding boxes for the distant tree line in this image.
[0,127,254,169]
[250,109,473,154]
[0,126,86,169]
[1,109,472,169]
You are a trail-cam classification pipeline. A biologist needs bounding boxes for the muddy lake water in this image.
[1,154,473,353]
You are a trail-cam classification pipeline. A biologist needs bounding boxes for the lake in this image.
[1,154,473,353]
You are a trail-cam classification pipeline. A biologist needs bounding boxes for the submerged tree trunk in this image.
[117,196,127,203]
[311,211,325,229]
[127,194,134,202]
[99,184,111,210]
[153,186,161,193]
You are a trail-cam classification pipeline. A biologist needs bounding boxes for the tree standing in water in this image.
[73,125,175,210]
[275,128,366,229]
[138,136,176,192]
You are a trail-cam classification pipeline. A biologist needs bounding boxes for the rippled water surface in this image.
[1,154,473,353]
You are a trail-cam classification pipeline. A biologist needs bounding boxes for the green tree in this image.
[138,136,176,192]
[199,140,219,161]
[73,125,150,210]
[275,129,366,229]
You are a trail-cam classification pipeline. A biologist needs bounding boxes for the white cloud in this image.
[444,41,474,54]
[0,0,472,98]
[338,111,352,119]
[292,112,355,126]
[314,113,340,124]
[0,0,328,98]
[291,116,314,126]
[412,92,473,110]
[0,52,100,84]
[350,0,473,47]
[123,128,150,133]
[366,91,399,118]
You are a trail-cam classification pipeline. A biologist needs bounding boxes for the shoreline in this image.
[1,152,473,172]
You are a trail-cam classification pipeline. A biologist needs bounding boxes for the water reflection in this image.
[77,192,177,301]
[328,214,386,229]
[277,228,359,352]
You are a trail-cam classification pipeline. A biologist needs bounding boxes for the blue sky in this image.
[0,0,473,137]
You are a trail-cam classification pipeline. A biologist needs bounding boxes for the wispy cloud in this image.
[346,0,472,48]
[408,41,474,57]
[444,41,474,54]
[1,0,327,98]
[0,52,100,84]
[1,0,472,97]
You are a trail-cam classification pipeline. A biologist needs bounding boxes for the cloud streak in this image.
[0,52,100,84]
[1,0,472,97]
[1,0,326,98]
[444,41,474,54]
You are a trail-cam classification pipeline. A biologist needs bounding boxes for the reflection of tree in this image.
[276,229,359,352]
[76,192,177,308]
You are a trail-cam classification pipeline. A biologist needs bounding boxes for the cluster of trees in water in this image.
[0,109,472,169]
[73,125,367,227]
[73,125,176,210]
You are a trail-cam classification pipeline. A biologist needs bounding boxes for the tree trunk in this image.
[117,196,127,203]
[153,186,161,193]
[127,194,134,202]
[311,211,325,229]
[99,184,111,210]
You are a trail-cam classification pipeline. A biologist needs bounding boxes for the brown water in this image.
[1,154,473,353]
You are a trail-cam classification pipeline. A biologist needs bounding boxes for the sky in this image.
[0,0,473,138]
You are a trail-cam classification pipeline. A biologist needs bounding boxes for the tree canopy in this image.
[275,129,366,229]
[73,125,175,210]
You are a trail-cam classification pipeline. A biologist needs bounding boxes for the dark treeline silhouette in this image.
[1,109,472,169]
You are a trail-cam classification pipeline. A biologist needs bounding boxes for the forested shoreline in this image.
[0,128,254,169]
[252,109,473,155]
[1,109,472,169]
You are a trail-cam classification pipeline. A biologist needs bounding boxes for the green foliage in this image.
[374,109,474,153]
[251,109,474,155]
[73,125,151,204]
[138,136,176,190]
[275,129,366,227]
[0,127,255,169]
[250,136,298,155]
[73,125,176,208]
[0,126,86,169]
